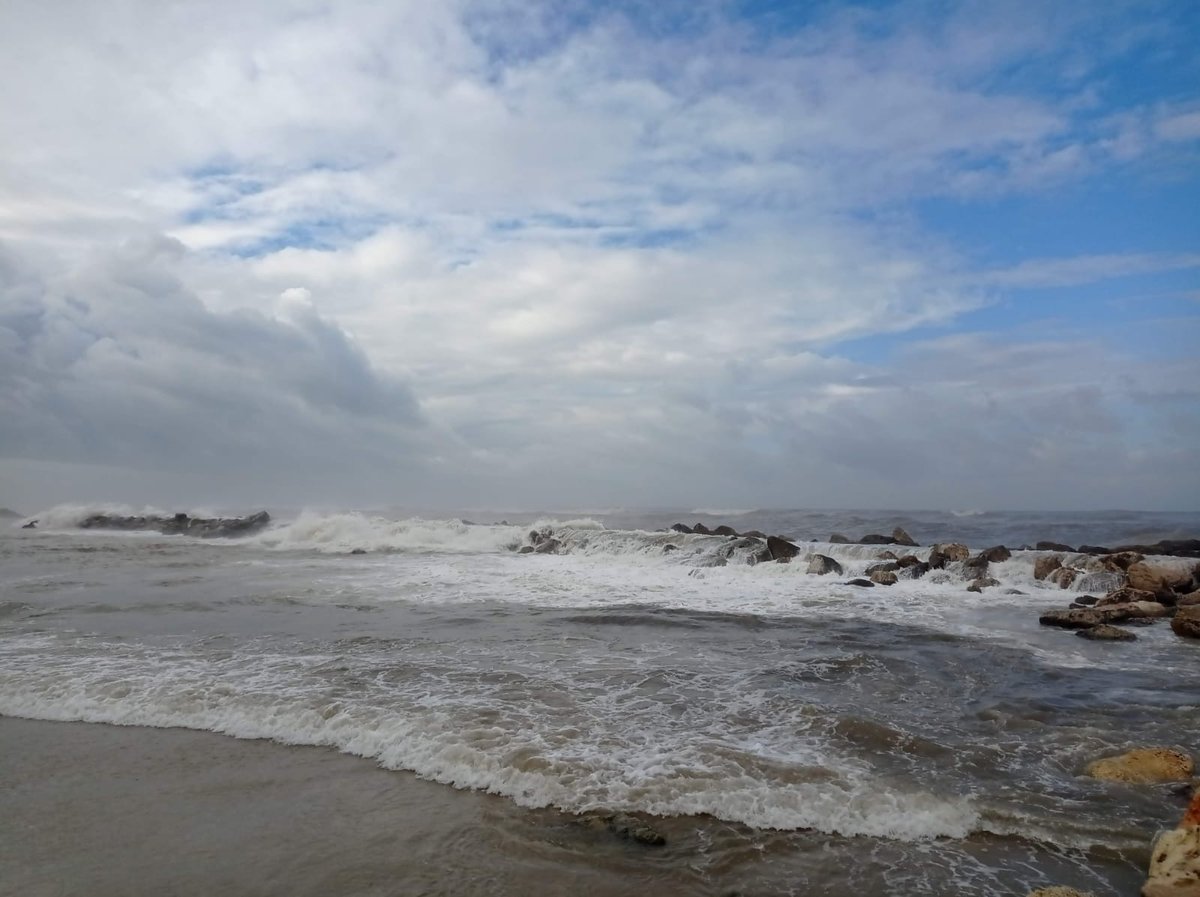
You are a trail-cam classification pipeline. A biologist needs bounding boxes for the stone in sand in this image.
[1085,748,1194,784]
[1076,624,1137,642]
[604,813,666,846]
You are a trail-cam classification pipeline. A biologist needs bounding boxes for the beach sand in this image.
[0,717,702,897]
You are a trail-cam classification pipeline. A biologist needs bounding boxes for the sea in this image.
[2,505,1198,897]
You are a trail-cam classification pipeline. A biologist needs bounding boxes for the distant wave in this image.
[689,508,757,517]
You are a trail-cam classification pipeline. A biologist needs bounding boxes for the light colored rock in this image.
[1098,587,1158,607]
[1049,566,1079,589]
[1034,555,1064,581]
[1179,591,1200,608]
[1076,624,1137,642]
[967,576,1000,592]
[1142,790,1200,897]
[1126,600,1170,619]
[1127,562,1166,594]
[1085,748,1194,784]
[1173,605,1200,639]
[1028,888,1096,897]
[870,570,898,585]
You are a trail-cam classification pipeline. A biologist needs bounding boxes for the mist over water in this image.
[3,505,1198,895]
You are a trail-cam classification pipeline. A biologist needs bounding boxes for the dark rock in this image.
[896,555,921,567]
[865,561,899,575]
[670,523,692,534]
[829,533,850,544]
[1097,586,1157,607]
[1036,541,1075,552]
[1039,606,1134,628]
[742,530,766,539]
[845,578,874,587]
[662,544,678,553]
[766,535,801,563]
[22,520,37,529]
[807,554,843,576]
[518,546,535,554]
[876,550,899,560]
[1077,624,1137,642]
[928,543,969,569]
[349,548,367,555]
[1074,595,1100,606]
[76,511,271,538]
[967,576,999,592]
[899,561,930,580]
[963,555,990,579]
[892,527,918,547]
[533,538,560,554]
[977,545,1012,564]
[604,813,666,846]
[1078,544,1111,555]
[692,523,713,535]
[1003,588,1026,595]
[1110,539,1200,559]
[859,533,896,545]
[712,525,739,537]
[1033,555,1063,581]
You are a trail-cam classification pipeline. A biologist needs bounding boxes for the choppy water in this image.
[2,506,1198,895]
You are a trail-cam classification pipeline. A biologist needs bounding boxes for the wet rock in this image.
[603,813,666,846]
[1143,791,1200,896]
[866,561,899,575]
[807,554,843,576]
[967,576,1000,593]
[742,530,766,539]
[978,545,1012,564]
[1036,541,1076,552]
[662,544,678,553]
[1034,555,1064,581]
[1172,606,1200,639]
[870,570,898,586]
[829,533,850,544]
[1125,600,1171,619]
[896,555,922,568]
[1113,538,1200,559]
[534,538,561,554]
[1039,606,1134,629]
[712,525,739,537]
[928,542,969,569]
[1127,562,1167,594]
[1074,595,1100,606]
[518,546,535,554]
[1028,888,1096,897]
[1048,567,1079,589]
[845,578,874,587]
[692,523,713,536]
[1078,544,1112,555]
[899,561,931,580]
[858,533,896,545]
[892,526,918,547]
[1085,747,1194,784]
[349,548,367,555]
[766,535,801,563]
[1076,571,1125,593]
[876,550,899,561]
[1005,588,1027,595]
[1100,551,1145,572]
[77,510,271,538]
[1178,591,1200,607]
[1098,587,1158,607]
[22,520,37,529]
[1077,624,1137,641]
[670,523,693,534]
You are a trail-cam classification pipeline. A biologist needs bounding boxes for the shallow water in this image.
[1,507,1198,895]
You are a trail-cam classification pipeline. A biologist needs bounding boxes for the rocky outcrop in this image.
[1112,538,1200,558]
[1040,606,1136,629]
[77,511,271,538]
[807,554,843,576]
[1143,790,1200,896]
[766,535,801,563]
[1085,747,1194,784]
[859,533,896,545]
[1172,606,1200,639]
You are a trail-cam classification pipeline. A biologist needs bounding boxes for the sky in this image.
[0,0,1198,513]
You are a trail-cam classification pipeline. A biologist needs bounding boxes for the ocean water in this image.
[2,505,1199,896]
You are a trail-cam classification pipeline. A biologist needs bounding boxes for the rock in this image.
[1036,541,1076,552]
[1178,591,1200,607]
[1101,551,1145,572]
[534,538,560,554]
[604,813,666,846]
[518,546,534,554]
[870,570,898,586]
[859,533,896,545]
[662,544,678,553]
[829,533,850,544]
[807,554,844,576]
[866,561,899,575]
[876,550,899,560]
[1085,747,1194,784]
[1005,588,1027,595]
[1039,606,1135,629]
[1048,567,1079,589]
[967,577,999,593]
[899,561,931,580]
[349,548,367,555]
[845,578,874,587]
[712,525,739,537]
[1113,538,1200,559]
[896,555,921,568]
[1075,595,1100,606]
[978,545,1012,564]
[1143,789,1200,896]
[692,523,713,535]
[670,523,692,534]
[1127,562,1166,594]
[1034,555,1064,580]
[21,520,37,529]
[963,554,991,579]
[75,510,271,538]
[766,535,801,563]
[1078,544,1111,555]
[742,530,766,539]
[1098,587,1158,606]
[1028,888,1096,897]
[892,526,918,547]
[1172,606,1200,639]
[1077,624,1138,641]
[1126,600,1171,619]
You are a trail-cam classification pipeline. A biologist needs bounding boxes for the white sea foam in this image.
[247,511,525,554]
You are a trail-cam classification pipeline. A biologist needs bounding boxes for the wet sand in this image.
[0,717,705,897]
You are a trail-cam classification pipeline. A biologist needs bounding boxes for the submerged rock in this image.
[977,545,1012,564]
[1085,747,1194,784]
[1172,606,1200,639]
[1077,624,1138,642]
[602,813,666,846]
